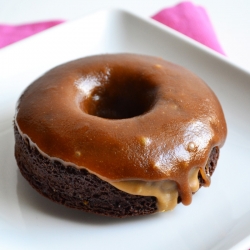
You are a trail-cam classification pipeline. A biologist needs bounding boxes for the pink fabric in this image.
[152,1,225,55]
[0,2,224,54]
[0,20,64,49]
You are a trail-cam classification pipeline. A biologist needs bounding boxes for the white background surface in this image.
[0,0,250,73]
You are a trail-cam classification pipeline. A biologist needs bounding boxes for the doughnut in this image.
[14,54,227,217]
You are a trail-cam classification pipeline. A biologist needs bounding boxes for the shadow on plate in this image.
[16,170,159,225]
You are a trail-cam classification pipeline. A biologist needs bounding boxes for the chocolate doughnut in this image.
[14,54,227,217]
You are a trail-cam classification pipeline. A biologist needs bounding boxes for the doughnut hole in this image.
[81,71,158,119]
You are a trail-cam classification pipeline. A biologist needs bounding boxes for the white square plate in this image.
[1,9,250,250]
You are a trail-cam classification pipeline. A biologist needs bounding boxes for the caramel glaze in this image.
[15,54,227,208]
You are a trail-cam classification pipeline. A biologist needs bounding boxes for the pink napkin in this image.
[0,1,224,54]
[0,20,64,49]
[152,1,225,55]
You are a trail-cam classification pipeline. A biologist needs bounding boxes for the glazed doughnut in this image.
[14,54,227,217]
